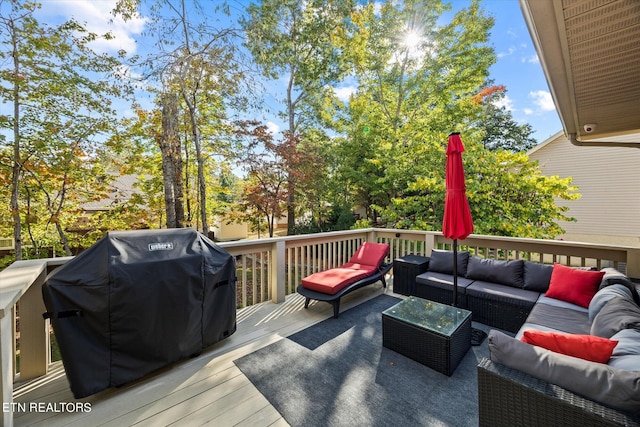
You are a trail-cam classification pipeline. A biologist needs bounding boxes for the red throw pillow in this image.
[521,330,618,363]
[545,263,605,308]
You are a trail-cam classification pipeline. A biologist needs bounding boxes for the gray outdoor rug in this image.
[234,294,491,427]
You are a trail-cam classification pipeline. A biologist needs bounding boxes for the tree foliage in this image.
[0,0,581,265]
[1,0,132,256]
[241,0,355,233]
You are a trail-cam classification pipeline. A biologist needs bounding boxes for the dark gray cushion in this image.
[525,301,590,335]
[589,284,635,322]
[427,249,469,276]
[415,271,474,293]
[609,329,640,371]
[488,330,640,416]
[523,261,553,292]
[599,267,640,306]
[591,296,640,339]
[465,256,524,288]
[600,267,634,289]
[466,281,539,306]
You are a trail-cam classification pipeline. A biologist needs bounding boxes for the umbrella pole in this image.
[452,239,458,307]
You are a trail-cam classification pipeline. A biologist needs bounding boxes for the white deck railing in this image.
[1,228,639,426]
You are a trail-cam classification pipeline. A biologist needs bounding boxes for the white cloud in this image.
[529,90,555,112]
[493,95,514,112]
[523,108,534,115]
[37,0,147,55]
[333,86,357,102]
[525,54,539,64]
[497,46,516,59]
[266,122,280,135]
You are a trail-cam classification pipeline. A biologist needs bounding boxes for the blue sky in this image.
[31,0,563,145]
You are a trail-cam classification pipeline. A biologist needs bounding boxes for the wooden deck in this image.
[11,285,392,426]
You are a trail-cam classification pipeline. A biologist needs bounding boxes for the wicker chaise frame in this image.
[297,263,392,318]
[478,358,640,427]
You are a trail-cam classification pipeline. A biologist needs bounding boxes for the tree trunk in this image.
[286,69,296,235]
[160,93,178,228]
[182,91,207,233]
[55,222,72,256]
[10,23,22,260]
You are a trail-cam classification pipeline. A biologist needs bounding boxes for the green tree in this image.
[120,0,248,234]
[241,0,355,234]
[330,0,575,238]
[383,137,579,238]
[475,85,538,151]
[1,0,131,257]
[334,0,494,220]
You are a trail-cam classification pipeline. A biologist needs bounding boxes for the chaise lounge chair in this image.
[297,242,392,318]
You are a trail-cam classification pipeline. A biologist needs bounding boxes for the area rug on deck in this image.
[234,294,490,427]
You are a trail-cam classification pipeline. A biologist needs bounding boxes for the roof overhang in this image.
[519,0,640,147]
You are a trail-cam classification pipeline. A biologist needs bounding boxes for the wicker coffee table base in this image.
[382,312,472,376]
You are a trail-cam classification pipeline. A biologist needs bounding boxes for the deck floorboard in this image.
[12,284,392,426]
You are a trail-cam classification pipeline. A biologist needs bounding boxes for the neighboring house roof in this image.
[527,132,640,244]
[519,0,640,147]
[82,174,142,212]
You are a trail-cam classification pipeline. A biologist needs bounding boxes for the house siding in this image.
[528,132,640,246]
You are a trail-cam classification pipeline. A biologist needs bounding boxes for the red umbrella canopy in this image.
[442,133,474,240]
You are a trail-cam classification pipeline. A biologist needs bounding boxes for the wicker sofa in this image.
[409,250,640,425]
[478,271,640,426]
[414,249,550,332]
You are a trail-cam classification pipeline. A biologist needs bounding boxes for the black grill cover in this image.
[42,228,236,398]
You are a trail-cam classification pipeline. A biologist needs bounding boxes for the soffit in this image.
[519,0,640,147]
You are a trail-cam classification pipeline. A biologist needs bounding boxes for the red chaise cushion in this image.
[301,242,390,295]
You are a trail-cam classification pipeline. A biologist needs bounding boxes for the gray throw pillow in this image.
[599,267,640,306]
[523,261,553,292]
[600,267,635,289]
[427,249,470,276]
[465,256,524,288]
[591,296,640,339]
[488,330,640,415]
[589,284,634,322]
[609,329,640,371]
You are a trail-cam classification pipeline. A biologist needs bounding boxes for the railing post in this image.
[425,233,436,256]
[1,307,15,427]
[18,267,49,380]
[366,229,377,243]
[271,240,286,303]
[626,248,640,280]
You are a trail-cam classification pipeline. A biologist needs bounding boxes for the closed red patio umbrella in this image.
[442,132,473,307]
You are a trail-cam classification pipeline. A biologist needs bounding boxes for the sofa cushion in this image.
[591,296,640,339]
[521,330,618,363]
[536,294,589,313]
[545,263,605,308]
[466,280,539,307]
[599,267,640,306]
[415,271,475,293]
[523,261,553,292]
[427,249,469,276]
[600,267,635,289]
[465,257,524,288]
[609,329,640,371]
[488,330,640,416]
[589,284,635,322]
[522,300,590,335]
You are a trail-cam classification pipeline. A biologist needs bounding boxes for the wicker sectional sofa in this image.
[408,250,640,425]
[479,272,640,426]
[414,249,551,332]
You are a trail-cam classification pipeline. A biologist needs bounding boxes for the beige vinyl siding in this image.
[528,133,640,246]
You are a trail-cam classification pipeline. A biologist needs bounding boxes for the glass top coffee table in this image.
[382,296,472,376]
